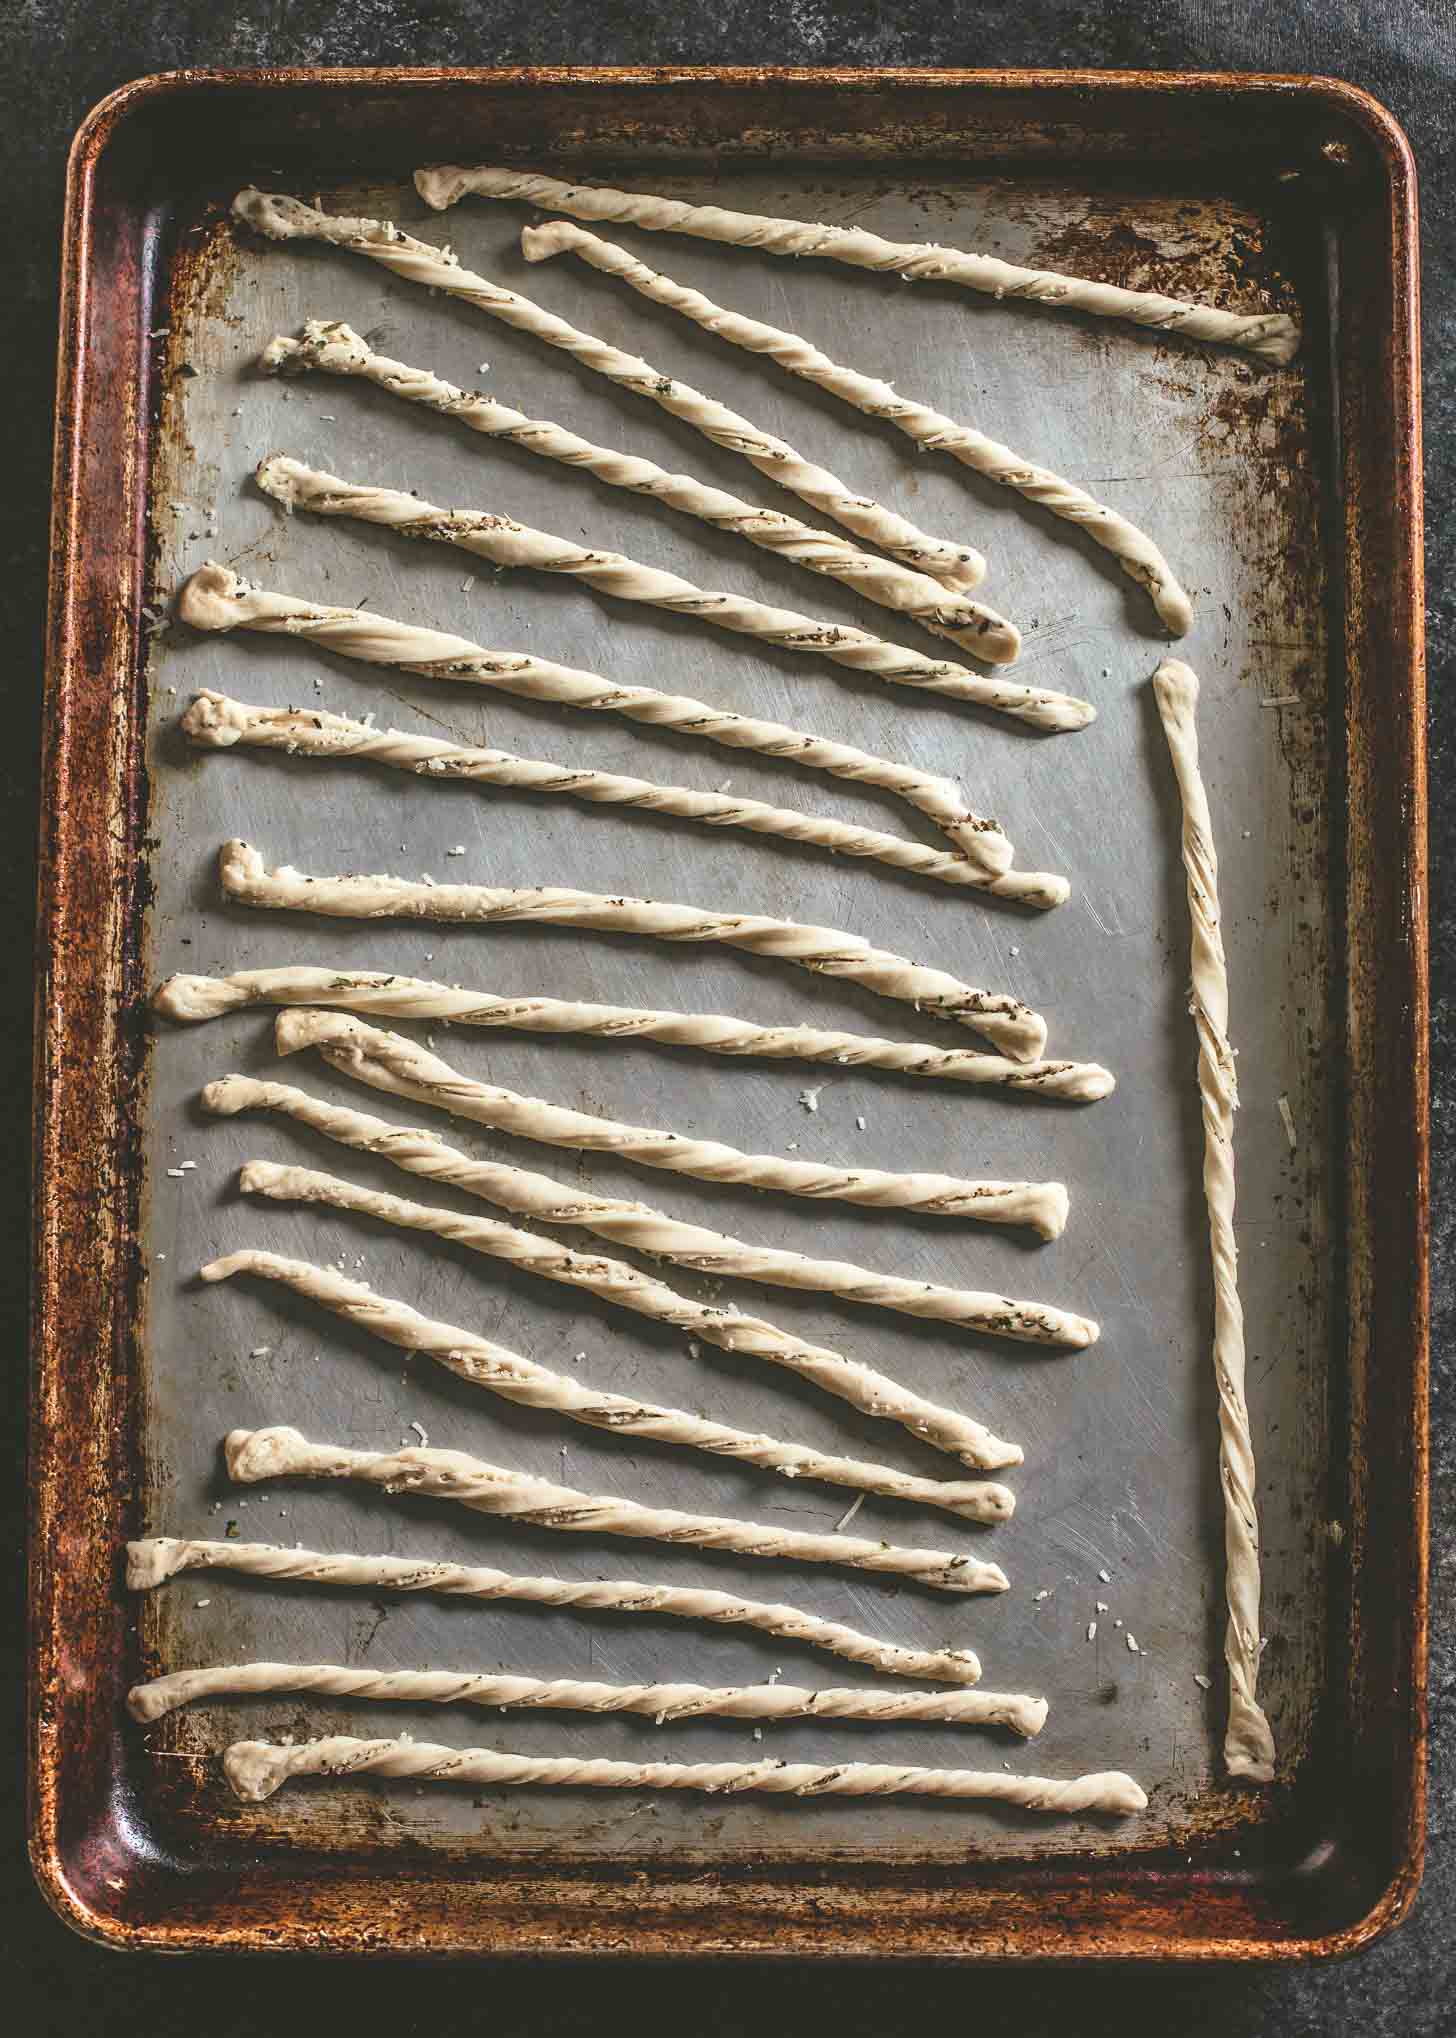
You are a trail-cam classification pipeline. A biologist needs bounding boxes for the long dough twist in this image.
[525,222,1193,635]
[210,1075,1085,1346]
[1154,660,1275,1784]
[208,1240,1016,1514]
[225,1427,1010,1595]
[182,689,1062,906]
[130,1662,1045,1734]
[217,841,1050,1060]
[126,1535,986,1684]
[176,564,1012,862]
[417,163,1299,365]
[265,321,1004,653]
[233,188,989,594]
[226,1732,1148,1813]
[157,967,1116,1101]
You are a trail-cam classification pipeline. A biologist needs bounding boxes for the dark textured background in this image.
[4,3,1448,2030]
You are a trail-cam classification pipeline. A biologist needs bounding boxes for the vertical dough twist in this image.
[207,1239,1017,1511]
[415,163,1299,364]
[1154,658,1275,1784]
[231,189,989,592]
[523,222,1193,635]
[126,1535,987,1684]
[224,1427,1011,1595]
[225,1732,1148,1812]
[217,841,1050,1059]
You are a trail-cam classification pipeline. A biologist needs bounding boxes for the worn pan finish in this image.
[33,68,1425,1960]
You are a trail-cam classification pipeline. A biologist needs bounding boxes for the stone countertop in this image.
[1,4,1448,2032]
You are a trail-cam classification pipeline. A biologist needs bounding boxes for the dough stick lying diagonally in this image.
[127,1536,989,1685]
[176,565,1009,861]
[130,1661,1047,1735]
[181,691,1067,908]
[225,1733,1149,1815]
[272,1009,1077,1245]
[232,188,988,595]
[225,1426,1011,1596]
[209,1075,1088,1344]
[417,162,1299,367]
[217,842,1051,1060]
[523,222,1193,636]
[264,322,1002,655]
[156,968,1117,1102]
[205,1246,1015,1519]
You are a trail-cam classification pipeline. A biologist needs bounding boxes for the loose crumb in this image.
[195,1598,211,1608]
[249,1346,272,1359]
[409,1419,429,1447]
[447,845,467,857]
[1087,1621,1097,1641]
[855,1115,866,1131]
[835,1494,866,1533]
[1277,1093,1298,1150]
[1194,1673,1213,1690]
[1126,1634,1140,1654]
[1098,1568,1111,1582]
[166,1167,186,1179]
[798,1086,822,1114]
[1096,1600,1109,1614]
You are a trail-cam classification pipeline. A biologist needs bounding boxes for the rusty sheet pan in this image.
[32,68,1426,1961]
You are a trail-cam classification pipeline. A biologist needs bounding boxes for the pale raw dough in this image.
[524,222,1193,635]
[1154,658,1276,1785]
[416,163,1299,365]
[225,1426,1011,1596]
[158,965,1116,1100]
[207,1240,1016,1516]
[126,1535,987,1684]
[217,841,1051,1059]
[226,1732,1148,1813]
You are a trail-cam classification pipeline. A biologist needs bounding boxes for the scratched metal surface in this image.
[136,165,1328,1865]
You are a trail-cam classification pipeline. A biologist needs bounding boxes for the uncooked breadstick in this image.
[525,222,1193,635]
[217,841,1050,1059]
[126,1536,987,1684]
[176,564,1013,864]
[182,689,1062,905]
[418,163,1299,365]
[225,1427,1010,1595]
[274,1010,1076,1247]
[157,967,1117,1101]
[1154,658,1275,1785]
[207,1242,1015,1515]
[233,188,989,594]
[226,1732,1148,1813]
[265,321,1003,653]
[210,1076,1086,1344]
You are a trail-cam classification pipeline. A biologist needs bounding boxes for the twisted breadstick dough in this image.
[157,966,1116,1101]
[525,222,1193,636]
[417,163,1298,365]
[233,188,987,593]
[265,322,1002,653]
[182,689,1061,905]
[206,1245,1013,1518]
[210,1076,1083,1346]
[273,1009,1075,1246]
[225,1427,1010,1595]
[226,1732,1147,1813]
[1154,660,1275,1784]
[217,841,1050,1059]
[176,566,1014,870]
[126,1536,986,1684]
[131,1662,1045,1734]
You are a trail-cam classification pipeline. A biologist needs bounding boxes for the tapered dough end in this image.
[1152,580,1196,638]
[1034,1183,1071,1242]
[177,561,248,634]
[1068,1314,1101,1349]
[521,221,577,263]
[1071,1065,1117,1102]
[224,1740,291,1801]
[1225,1701,1277,1784]
[981,1564,1011,1593]
[219,839,268,896]
[226,1424,307,1484]
[154,973,245,1021]
[974,1436,1024,1471]
[274,1006,355,1057]
[1026,693,1097,734]
[260,333,306,372]
[239,1159,291,1198]
[181,690,248,748]
[414,165,470,211]
[960,1483,1016,1523]
[126,1681,169,1724]
[201,1073,266,1116]
[975,617,1022,666]
[201,1249,263,1283]
[255,452,308,509]
[1254,316,1301,366]
[1152,657,1200,718]
[1084,1772,1149,1815]
[1004,1012,1049,1063]
[233,188,319,241]
[1018,1697,1051,1738]
[125,1537,186,1589]
[990,870,1071,911]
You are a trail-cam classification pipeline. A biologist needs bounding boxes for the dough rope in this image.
[182,688,1062,906]
[1154,658,1275,1785]
[207,1240,1016,1514]
[130,1662,1046,1734]
[524,222,1193,636]
[272,1009,1076,1246]
[217,841,1050,1060]
[156,966,1116,1101]
[265,321,1005,654]
[225,1731,1148,1813]
[176,564,1012,861]
[232,188,988,595]
[126,1536,987,1684]
[210,1075,1086,1345]
[225,1426,1011,1596]
[416,163,1299,365]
